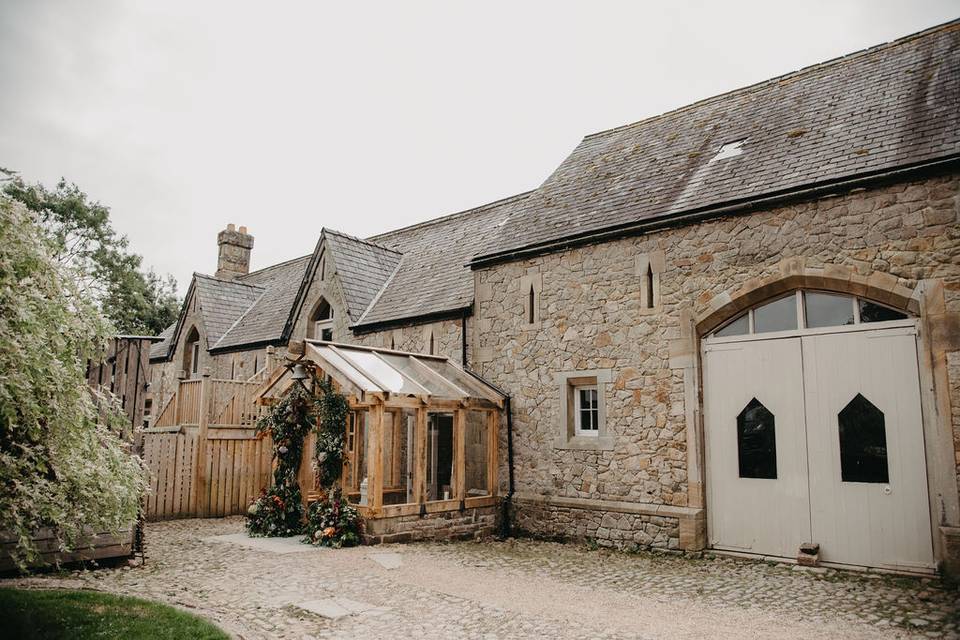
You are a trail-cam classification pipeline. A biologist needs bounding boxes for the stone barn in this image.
[147,21,960,574]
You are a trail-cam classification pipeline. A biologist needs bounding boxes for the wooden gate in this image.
[141,373,274,520]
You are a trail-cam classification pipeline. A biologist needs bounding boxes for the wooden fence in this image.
[141,372,273,520]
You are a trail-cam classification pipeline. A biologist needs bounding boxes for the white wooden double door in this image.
[703,325,934,571]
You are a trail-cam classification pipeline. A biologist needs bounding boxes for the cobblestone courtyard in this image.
[3,518,958,639]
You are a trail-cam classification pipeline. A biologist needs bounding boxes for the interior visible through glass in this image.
[859,299,908,323]
[737,398,777,479]
[464,411,490,497]
[426,413,454,501]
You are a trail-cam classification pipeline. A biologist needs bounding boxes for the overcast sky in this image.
[1,1,956,292]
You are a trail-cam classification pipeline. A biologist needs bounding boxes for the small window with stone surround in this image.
[556,369,613,450]
[309,297,334,341]
[635,250,664,314]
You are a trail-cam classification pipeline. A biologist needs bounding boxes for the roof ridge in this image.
[238,254,312,280]
[366,190,535,242]
[583,18,960,142]
[353,255,405,326]
[212,289,269,350]
[324,227,403,255]
[194,271,266,290]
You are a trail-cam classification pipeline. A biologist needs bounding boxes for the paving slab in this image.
[203,532,322,554]
[296,597,388,620]
[369,552,403,569]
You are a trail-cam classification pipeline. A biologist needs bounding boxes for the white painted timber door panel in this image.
[801,329,934,570]
[703,338,811,557]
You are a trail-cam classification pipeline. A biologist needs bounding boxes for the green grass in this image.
[0,588,229,639]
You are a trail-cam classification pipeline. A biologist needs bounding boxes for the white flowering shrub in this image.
[0,197,146,570]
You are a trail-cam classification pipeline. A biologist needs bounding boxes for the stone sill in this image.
[554,435,615,451]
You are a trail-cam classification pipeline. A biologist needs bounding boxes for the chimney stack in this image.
[216,223,254,279]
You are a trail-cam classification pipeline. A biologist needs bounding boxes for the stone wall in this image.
[363,505,497,544]
[354,317,465,365]
[473,173,960,552]
[512,498,680,550]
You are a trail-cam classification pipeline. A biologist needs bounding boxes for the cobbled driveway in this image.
[3,517,958,639]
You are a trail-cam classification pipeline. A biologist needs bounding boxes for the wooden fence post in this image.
[195,368,212,516]
[368,402,384,514]
[414,407,427,505]
[453,408,466,504]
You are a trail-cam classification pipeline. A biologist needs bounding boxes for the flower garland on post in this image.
[245,382,313,537]
[304,376,362,548]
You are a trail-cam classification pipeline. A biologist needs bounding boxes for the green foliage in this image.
[245,374,361,543]
[246,384,314,536]
[0,588,229,639]
[0,198,146,570]
[1,170,179,335]
[314,377,348,489]
[303,488,362,548]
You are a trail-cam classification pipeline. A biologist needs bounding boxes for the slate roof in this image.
[212,255,312,351]
[323,229,402,322]
[193,274,265,348]
[353,191,532,328]
[150,21,959,352]
[472,20,960,265]
[149,323,175,359]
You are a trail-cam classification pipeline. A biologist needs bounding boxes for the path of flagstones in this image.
[2,517,957,639]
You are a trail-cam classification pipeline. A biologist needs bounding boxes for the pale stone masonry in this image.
[146,22,960,572]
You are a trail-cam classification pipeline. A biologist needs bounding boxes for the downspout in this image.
[501,395,515,539]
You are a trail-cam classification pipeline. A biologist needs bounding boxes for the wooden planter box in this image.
[0,526,134,573]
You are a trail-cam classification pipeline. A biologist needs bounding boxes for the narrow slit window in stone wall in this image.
[528,284,536,323]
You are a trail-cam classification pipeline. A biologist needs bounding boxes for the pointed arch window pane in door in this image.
[737,398,777,479]
[838,393,889,483]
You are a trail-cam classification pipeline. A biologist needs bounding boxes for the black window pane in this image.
[805,292,854,328]
[753,296,797,333]
[580,409,594,430]
[859,299,908,323]
[838,393,889,483]
[715,313,749,337]
[737,398,777,479]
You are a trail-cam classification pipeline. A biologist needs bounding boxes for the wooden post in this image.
[265,346,276,373]
[487,410,499,497]
[368,402,384,514]
[414,407,427,505]
[453,408,466,504]
[174,370,186,424]
[194,368,212,516]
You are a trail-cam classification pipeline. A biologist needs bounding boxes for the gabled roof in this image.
[212,255,312,351]
[193,274,265,348]
[352,191,532,329]
[323,229,402,322]
[472,20,960,265]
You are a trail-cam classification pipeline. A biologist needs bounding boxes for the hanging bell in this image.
[291,363,308,381]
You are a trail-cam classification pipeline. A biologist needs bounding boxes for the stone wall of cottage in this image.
[473,174,960,551]
[354,318,465,365]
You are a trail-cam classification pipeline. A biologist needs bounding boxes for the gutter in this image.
[469,154,960,269]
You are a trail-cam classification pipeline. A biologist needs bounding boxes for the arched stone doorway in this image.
[699,285,934,572]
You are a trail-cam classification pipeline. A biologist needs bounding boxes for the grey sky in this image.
[1,1,956,292]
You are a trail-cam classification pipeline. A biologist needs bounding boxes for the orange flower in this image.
[322,526,336,538]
